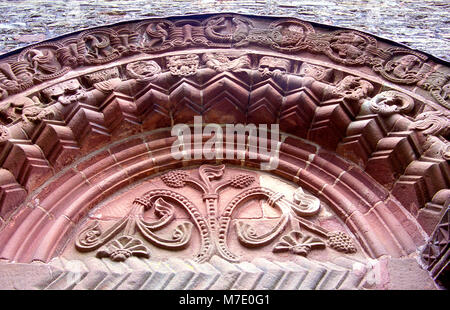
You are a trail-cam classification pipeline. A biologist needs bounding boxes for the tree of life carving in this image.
[75,164,357,262]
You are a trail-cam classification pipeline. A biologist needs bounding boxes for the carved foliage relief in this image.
[69,165,360,263]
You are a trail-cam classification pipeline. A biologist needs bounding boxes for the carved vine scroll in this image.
[75,165,358,262]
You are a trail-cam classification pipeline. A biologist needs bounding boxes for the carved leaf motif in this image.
[235,211,289,248]
[96,236,150,262]
[291,187,321,216]
[138,197,176,230]
[273,231,325,256]
[199,164,225,184]
[273,231,325,255]
[154,197,174,218]
[75,217,128,251]
[76,221,102,248]
[136,220,193,250]
[172,222,193,242]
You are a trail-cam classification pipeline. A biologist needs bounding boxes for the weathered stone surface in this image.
[0,1,448,62]
[0,11,447,290]
[386,257,438,290]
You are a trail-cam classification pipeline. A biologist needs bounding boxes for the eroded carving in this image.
[410,111,450,137]
[299,62,333,82]
[166,54,199,76]
[80,30,121,64]
[20,43,69,82]
[258,56,291,78]
[273,231,325,256]
[0,62,33,99]
[41,79,87,106]
[126,60,161,81]
[420,70,450,109]
[203,52,251,72]
[83,67,120,85]
[332,75,374,102]
[324,30,377,65]
[373,49,431,84]
[369,90,415,116]
[0,13,443,105]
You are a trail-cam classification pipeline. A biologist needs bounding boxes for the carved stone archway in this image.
[0,14,448,290]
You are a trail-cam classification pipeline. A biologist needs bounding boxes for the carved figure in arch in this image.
[258,56,291,79]
[0,95,38,125]
[0,63,22,96]
[203,15,249,44]
[142,21,172,49]
[202,52,251,73]
[111,29,140,55]
[421,135,450,160]
[57,39,86,68]
[420,70,450,109]
[81,31,120,64]
[410,110,450,138]
[203,16,232,43]
[325,31,376,65]
[331,75,374,103]
[41,79,87,107]
[166,54,200,76]
[21,101,58,123]
[373,49,431,84]
[269,19,313,50]
[392,55,422,79]
[203,16,312,50]
[0,62,33,99]
[409,110,450,160]
[369,90,415,116]
[299,62,333,82]
[85,35,111,58]
[169,20,208,47]
[0,94,57,126]
[27,48,61,76]
[20,46,69,82]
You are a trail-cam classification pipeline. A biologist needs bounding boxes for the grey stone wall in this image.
[0,0,448,61]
